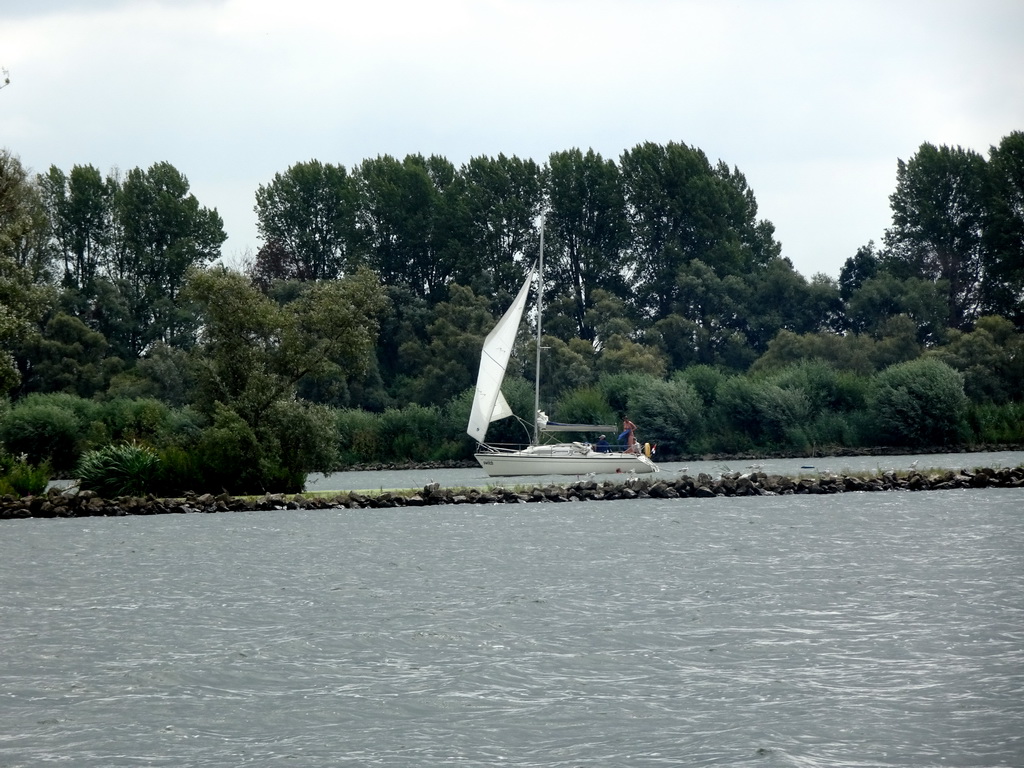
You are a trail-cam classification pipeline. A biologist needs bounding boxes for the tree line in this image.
[0,135,1021,494]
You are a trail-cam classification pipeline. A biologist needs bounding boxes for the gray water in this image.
[2,488,1022,766]
[305,449,1024,493]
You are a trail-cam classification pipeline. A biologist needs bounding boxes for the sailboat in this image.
[466,222,659,477]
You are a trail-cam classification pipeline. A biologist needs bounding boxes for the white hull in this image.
[475,444,659,477]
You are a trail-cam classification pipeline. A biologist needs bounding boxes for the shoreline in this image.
[337,442,1024,473]
[5,464,1022,520]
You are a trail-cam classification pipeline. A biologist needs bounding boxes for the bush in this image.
[152,445,203,496]
[751,385,812,445]
[967,401,1024,444]
[710,375,813,451]
[596,372,657,417]
[552,387,616,432]
[0,455,52,497]
[628,378,705,455]
[336,408,383,465]
[98,397,172,443]
[677,365,726,407]
[0,401,83,471]
[0,393,108,471]
[712,376,764,441]
[76,442,159,498]
[194,406,266,493]
[263,400,338,477]
[869,358,970,446]
[770,360,865,415]
[378,403,446,462]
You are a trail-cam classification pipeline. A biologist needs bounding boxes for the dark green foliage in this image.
[253,160,355,283]
[677,365,727,407]
[152,445,203,496]
[334,401,468,465]
[627,377,704,455]
[868,358,970,446]
[378,404,445,463]
[98,397,172,443]
[193,406,266,493]
[6,137,1023,481]
[967,401,1024,444]
[335,407,384,465]
[552,386,616,428]
[596,372,655,417]
[263,400,339,479]
[769,360,867,415]
[76,441,159,498]
[933,315,1024,404]
[0,393,97,470]
[17,313,112,397]
[0,452,51,497]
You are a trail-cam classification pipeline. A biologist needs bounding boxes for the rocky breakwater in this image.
[2,466,1023,520]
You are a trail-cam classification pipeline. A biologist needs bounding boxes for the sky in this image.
[2,0,1022,280]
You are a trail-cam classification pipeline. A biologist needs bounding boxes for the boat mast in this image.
[533,218,544,445]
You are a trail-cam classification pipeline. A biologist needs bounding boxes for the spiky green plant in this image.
[0,454,52,497]
[76,442,160,498]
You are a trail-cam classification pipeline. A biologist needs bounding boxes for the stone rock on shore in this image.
[2,466,1022,520]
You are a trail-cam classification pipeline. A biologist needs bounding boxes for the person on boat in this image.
[596,435,610,453]
[618,418,637,452]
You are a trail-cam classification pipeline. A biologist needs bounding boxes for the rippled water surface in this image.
[305,449,1024,493]
[2,488,1022,766]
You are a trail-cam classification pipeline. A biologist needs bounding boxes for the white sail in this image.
[466,269,536,441]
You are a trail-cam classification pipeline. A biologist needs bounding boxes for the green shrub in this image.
[712,376,764,441]
[263,400,338,476]
[628,378,705,455]
[0,457,52,497]
[442,389,477,459]
[378,404,445,462]
[152,445,203,496]
[194,406,265,493]
[967,401,1024,444]
[770,360,865,415]
[98,397,172,442]
[869,358,970,446]
[336,408,382,465]
[0,401,83,471]
[752,385,812,445]
[799,412,857,453]
[597,372,657,416]
[76,442,159,498]
[677,365,727,407]
[552,387,616,434]
[709,374,815,450]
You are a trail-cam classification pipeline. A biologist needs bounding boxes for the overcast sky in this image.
[2,0,1022,280]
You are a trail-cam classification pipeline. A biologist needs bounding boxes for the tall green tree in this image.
[184,266,387,428]
[839,241,881,301]
[983,131,1024,325]
[884,142,989,329]
[459,153,545,296]
[253,159,356,283]
[352,154,463,301]
[0,149,52,393]
[545,148,630,340]
[845,273,949,344]
[37,164,114,293]
[933,315,1024,403]
[619,141,779,320]
[108,162,226,357]
[400,283,502,406]
[17,313,113,398]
